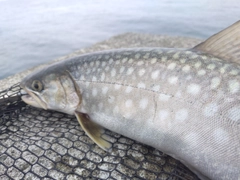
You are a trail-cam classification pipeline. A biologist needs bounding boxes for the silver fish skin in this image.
[20,22,240,180]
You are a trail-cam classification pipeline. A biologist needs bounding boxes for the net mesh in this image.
[0,83,200,180]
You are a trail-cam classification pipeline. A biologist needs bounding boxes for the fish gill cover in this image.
[0,83,199,180]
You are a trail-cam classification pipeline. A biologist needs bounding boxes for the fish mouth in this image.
[21,88,47,110]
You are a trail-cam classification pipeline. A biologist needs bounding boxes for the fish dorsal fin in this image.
[75,111,112,151]
[193,21,240,64]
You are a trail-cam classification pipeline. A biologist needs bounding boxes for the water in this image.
[0,0,240,79]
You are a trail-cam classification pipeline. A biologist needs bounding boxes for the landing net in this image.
[0,83,199,180]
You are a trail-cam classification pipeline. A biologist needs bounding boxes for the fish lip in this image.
[21,87,48,110]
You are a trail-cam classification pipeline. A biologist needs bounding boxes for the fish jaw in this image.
[21,88,48,110]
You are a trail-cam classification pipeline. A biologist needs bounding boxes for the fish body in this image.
[20,22,240,180]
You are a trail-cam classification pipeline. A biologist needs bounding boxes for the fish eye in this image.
[32,80,43,92]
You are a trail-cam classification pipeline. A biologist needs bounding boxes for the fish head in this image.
[20,65,81,115]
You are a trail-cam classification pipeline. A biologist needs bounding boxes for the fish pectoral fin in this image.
[193,20,240,64]
[75,111,112,151]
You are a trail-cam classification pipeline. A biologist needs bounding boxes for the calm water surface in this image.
[0,0,240,79]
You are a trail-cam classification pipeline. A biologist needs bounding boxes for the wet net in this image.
[0,83,200,180]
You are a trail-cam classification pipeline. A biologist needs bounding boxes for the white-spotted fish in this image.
[20,21,240,180]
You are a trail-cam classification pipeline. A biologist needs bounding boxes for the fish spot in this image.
[228,106,240,123]
[151,58,157,64]
[185,51,192,55]
[187,84,201,95]
[143,53,150,59]
[167,50,174,54]
[80,75,85,80]
[86,69,91,74]
[203,103,218,117]
[137,61,144,65]
[228,80,239,93]
[92,76,97,81]
[122,58,128,63]
[175,109,188,123]
[156,50,162,54]
[151,70,160,79]
[167,63,176,70]
[194,62,201,69]
[95,61,100,66]
[124,113,131,119]
[111,69,116,77]
[105,66,110,71]
[92,88,98,97]
[135,53,141,59]
[120,66,125,73]
[173,52,180,59]
[211,77,221,89]
[115,60,120,65]
[127,67,134,75]
[212,57,221,61]
[207,64,216,70]
[125,99,133,108]
[151,85,160,92]
[102,87,109,94]
[101,73,105,81]
[83,62,88,68]
[197,69,206,76]
[168,76,178,85]
[229,69,238,75]
[219,67,226,74]
[116,54,122,59]
[186,75,192,80]
[101,61,106,67]
[180,58,186,63]
[158,110,169,121]
[161,56,167,62]
[184,132,199,147]
[139,98,149,110]
[138,69,145,76]
[201,56,207,60]
[125,86,133,93]
[213,128,229,144]
[104,55,110,60]
[182,65,190,73]
[109,58,114,64]
[190,54,198,59]
[128,58,134,64]
[159,94,171,101]
[90,62,94,67]
[137,82,146,89]
[114,84,121,90]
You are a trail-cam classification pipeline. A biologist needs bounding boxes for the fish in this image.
[20,21,240,180]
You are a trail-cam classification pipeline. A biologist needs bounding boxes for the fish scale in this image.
[20,21,240,180]
[72,49,239,111]
[70,49,239,179]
